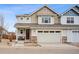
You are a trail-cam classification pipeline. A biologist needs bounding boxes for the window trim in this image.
[67,17,74,24]
[42,16,51,23]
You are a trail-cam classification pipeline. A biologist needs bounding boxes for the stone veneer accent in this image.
[30,36,37,43]
[62,36,67,43]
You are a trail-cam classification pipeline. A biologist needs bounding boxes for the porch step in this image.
[13,43,24,47]
[11,41,41,47]
[17,41,24,44]
[24,43,41,47]
[12,41,24,47]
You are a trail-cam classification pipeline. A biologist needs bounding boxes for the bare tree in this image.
[4,23,9,30]
[0,15,4,42]
[0,30,2,42]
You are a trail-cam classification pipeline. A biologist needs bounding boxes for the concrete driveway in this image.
[0,43,79,54]
[40,43,79,49]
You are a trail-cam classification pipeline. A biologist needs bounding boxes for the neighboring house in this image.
[2,32,16,40]
[61,5,79,43]
[8,32,16,40]
[2,29,8,39]
[15,5,79,44]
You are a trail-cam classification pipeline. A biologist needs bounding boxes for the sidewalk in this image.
[0,43,79,49]
[0,43,79,53]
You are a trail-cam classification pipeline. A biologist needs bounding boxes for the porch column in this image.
[16,28,26,42]
[31,29,37,43]
[61,30,67,43]
[15,28,18,42]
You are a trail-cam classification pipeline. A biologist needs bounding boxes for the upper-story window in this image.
[67,17,74,23]
[20,17,23,20]
[42,16,51,23]
[27,17,29,20]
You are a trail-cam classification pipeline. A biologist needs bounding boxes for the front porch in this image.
[16,28,37,44]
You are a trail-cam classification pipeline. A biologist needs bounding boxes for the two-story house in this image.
[15,5,79,44]
[61,5,79,43]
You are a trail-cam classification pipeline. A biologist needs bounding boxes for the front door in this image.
[26,29,30,40]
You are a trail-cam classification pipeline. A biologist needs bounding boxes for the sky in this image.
[0,4,75,32]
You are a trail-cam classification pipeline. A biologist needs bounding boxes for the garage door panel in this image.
[67,31,79,42]
[72,31,79,42]
[37,31,61,43]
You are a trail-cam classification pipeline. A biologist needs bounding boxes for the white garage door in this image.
[71,31,79,42]
[37,31,61,43]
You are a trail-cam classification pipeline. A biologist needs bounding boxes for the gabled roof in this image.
[16,5,60,17]
[61,4,79,15]
[31,5,59,16]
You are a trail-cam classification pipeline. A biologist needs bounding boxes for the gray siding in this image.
[63,9,79,16]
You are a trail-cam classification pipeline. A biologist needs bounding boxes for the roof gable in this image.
[63,9,79,16]
[31,5,59,16]
[62,5,79,16]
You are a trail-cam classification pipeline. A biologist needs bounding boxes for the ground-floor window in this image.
[38,31,43,33]
[18,36,25,40]
[55,31,61,33]
[72,31,79,33]
[38,31,61,33]
[50,31,54,33]
[44,31,49,33]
